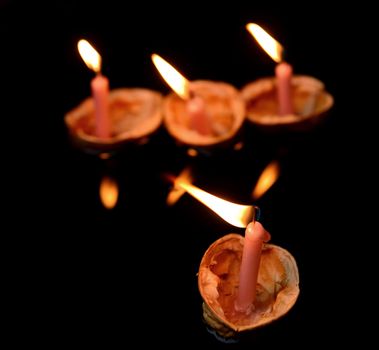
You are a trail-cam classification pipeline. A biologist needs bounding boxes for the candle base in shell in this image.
[241,75,333,132]
[65,88,163,155]
[198,233,299,340]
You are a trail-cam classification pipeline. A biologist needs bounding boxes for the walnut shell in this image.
[198,233,299,339]
[64,88,163,153]
[163,80,245,151]
[241,75,333,132]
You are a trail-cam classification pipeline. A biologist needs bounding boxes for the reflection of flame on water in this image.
[233,141,244,151]
[252,160,280,200]
[187,148,198,157]
[166,168,193,206]
[99,176,119,209]
[166,168,255,228]
[99,152,111,160]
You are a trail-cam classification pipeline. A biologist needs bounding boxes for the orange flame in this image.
[246,23,283,63]
[99,176,119,209]
[78,39,102,73]
[252,161,280,200]
[166,168,193,206]
[167,170,255,228]
[151,54,190,99]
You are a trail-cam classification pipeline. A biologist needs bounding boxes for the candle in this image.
[78,39,111,139]
[235,221,271,314]
[186,94,212,135]
[246,23,293,115]
[151,54,212,135]
[275,62,293,115]
[91,74,111,138]
[168,164,279,316]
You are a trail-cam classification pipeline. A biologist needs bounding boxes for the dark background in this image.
[2,0,369,347]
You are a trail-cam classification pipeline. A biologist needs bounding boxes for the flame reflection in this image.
[252,160,280,200]
[99,176,119,209]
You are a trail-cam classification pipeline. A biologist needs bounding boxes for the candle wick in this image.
[249,206,261,226]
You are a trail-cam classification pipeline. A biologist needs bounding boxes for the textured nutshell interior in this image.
[198,234,299,337]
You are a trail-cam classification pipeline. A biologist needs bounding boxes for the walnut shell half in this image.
[241,75,333,132]
[198,233,299,339]
[64,88,163,153]
[163,80,245,150]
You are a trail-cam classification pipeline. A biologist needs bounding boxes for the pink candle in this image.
[186,95,212,135]
[77,39,111,139]
[245,23,294,116]
[275,62,293,115]
[91,74,111,139]
[235,221,271,314]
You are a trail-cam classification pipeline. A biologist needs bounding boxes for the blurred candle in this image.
[275,62,293,115]
[246,23,293,115]
[235,221,271,314]
[78,39,111,138]
[186,94,212,135]
[151,53,212,135]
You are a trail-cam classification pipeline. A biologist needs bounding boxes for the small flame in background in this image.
[166,168,254,228]
[77,39,102,73]
[151,53,190,100]
[246,23,283,63]
[251,160,280,200]
[99,176,119,209]
[166,168,193,207]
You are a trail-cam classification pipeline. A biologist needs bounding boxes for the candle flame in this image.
[99,176,119,209]
[246,23,283,63]
[78,39,102,73]
[252,160,280,200]
[151,54,190,100]
[166,168,193,206]
[168,171,255,228]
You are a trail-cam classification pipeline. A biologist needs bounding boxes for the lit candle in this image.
[234,221,271,314]
[151,54,212,135]
[169,165,279,314]
[171,178,271,313]
[78,39,111,139]
[246,23,293,115]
